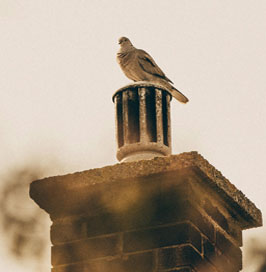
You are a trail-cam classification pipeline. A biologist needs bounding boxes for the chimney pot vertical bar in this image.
[115,93,124,148]
[122,90,129,145]
[138,87,149,143]
[155,88,163,144]
[166,94,172,150]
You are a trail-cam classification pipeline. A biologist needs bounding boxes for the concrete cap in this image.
[30,151,262,229]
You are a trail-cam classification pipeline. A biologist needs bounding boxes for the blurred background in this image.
[0,0,265,271]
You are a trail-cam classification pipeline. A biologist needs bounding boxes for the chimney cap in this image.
[30,152,262,229]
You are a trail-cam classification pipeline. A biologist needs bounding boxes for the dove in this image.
[117,37,189,103]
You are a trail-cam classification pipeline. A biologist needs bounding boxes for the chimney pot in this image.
[113,82,172,162]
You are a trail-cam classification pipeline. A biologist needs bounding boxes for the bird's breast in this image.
[117,51,143,81]
[117,52,133,66]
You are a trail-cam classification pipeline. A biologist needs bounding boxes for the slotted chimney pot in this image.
[113,82,172,162]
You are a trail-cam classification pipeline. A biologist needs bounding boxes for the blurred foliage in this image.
[0,167,49,267]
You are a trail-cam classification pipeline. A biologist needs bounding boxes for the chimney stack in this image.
[30,83,262,272]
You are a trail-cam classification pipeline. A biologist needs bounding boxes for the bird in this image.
[116,37,189,103]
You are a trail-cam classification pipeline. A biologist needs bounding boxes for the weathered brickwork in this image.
[30,152,262,271]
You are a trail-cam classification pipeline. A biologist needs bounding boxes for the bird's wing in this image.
[137,49,173,83]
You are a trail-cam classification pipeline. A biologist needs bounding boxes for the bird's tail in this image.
[152,80,189,103]
[170,86,189,103]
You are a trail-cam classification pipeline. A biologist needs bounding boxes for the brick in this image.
[51,219,87,245]
[203,238,216,262]
[124,222,202,253]
[52,213,122,243]
[203,235,242,272]
[86,212,121,237]
[158,245,202,270]
[52,234,120,266]
[159,245,219,272]
[52,251,154,272]
[196,261,218,272]
[212,250,239,272]
[159,266,195,272]
[203,199,243,247]
[160,267,194,272]
[204,199,229,232]
[216,231,242,270]
[188,207,215,243]
[227,222,243,246]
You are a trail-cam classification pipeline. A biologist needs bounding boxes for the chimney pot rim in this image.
[112,81,172,102]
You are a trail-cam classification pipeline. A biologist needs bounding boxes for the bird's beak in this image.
[118,41,122,44]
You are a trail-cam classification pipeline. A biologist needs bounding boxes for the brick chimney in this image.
[30,82,262,271]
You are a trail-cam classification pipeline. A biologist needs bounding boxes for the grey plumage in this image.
[117,37,189,103]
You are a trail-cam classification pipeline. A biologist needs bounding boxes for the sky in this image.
[0,0,266,271]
